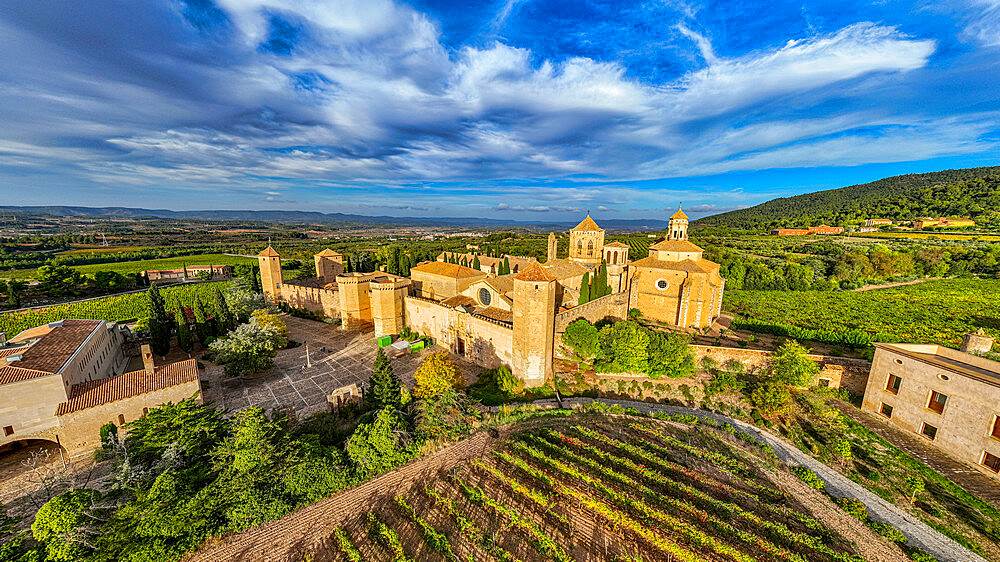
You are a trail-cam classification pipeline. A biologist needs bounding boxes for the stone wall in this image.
[554,290,629,334]
[404,297,514,369]
[280,284,340,319]
[692,344,871,394]
[56,381,203,458]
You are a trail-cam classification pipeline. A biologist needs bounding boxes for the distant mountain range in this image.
[695,166,1000,230]
[0,205,670,232]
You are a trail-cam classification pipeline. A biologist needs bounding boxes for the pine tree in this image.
[578,272,591,305]
[176,308,194,355]
[367,348,402,411]
[250,265,261,292]
[193,297,213,342]
[147,282,172,357]
[213,287,234,334]
[472,255,481,270]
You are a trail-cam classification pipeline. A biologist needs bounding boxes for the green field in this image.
[2,253,257,279]
[723,278,1000,348]
[0,282,230,336]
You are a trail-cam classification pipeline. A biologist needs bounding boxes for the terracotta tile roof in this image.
[0,320,103,385]
[482,274,516,295]
[631,256,720,275]
[0,365,51,386]
[316,248,342,257]
[441,295,476,308]
[540,259,588,280]
[514,262,557,282]
[439,296,513,323]
[604,241,630,248]
[56,359,200,415]
[570,214,603,232]
[0,347,30,358]
[649,240,703,253]
[411,261,486,279]
[670,205,689,220]
[258,246,280,258]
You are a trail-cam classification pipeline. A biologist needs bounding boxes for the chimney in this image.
[961,328,995,355]
[141,344,155,377]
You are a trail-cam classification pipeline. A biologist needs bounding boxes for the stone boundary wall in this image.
[692,345,871,395]
[554,290,629,334]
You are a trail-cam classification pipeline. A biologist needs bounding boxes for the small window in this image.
[879,403,893,418]
[894,358,903,365]
[885,374,902,394]
[991,416,1000,440]
[928,391,948,414]
[118,414,126,425]
[655,279,669,291]
[3,425,13,437]
[818,378,831,388]
[983,451,1000,473]
[478,288,492,306]
[920,422,938,440]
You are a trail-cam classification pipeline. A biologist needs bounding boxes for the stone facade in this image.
[280,281,341,318]
[370,277,410,338]
[336,273,376,331]
[403,296,514,368]
[410,262,485,300]
[861,342,1000,478]
[512,264,557,387]
[314,249,344,283]
[567,215,605,267]
[554,291,630,335]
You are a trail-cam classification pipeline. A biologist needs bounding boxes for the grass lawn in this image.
[723,278,1000,348]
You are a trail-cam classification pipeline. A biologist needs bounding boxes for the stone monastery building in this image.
[261,207,725,387]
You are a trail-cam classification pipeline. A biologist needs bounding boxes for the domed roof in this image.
[670,205,688,220]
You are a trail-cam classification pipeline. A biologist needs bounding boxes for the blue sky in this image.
[0,0,998,221]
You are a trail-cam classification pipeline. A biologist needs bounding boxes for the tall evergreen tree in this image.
[147,282,172,357]
[472,255,480,270]
[502,257,511,275]
[595,261,609,298]
[367,348,402,412]
[193,297,213,342]
[578,272,591,305]
[249,265,261,292]
[176,308,194,355]
[213,287,234,334]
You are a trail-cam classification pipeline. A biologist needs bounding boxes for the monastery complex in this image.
[260,207,725,387]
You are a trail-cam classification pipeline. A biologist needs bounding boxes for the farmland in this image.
[0,281,229,336]
[1,253,256,279]
[723,278,1000,348]
[322,417,878,562]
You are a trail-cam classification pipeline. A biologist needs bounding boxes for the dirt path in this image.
[552,398,989,562]
[852,277,942,292]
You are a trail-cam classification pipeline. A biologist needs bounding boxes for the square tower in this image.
[314,248,344,283]
[257,246,283,302]
[568,214,605,267]
[512,263,557,388]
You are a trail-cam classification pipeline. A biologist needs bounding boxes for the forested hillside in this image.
[696,167,1000,230]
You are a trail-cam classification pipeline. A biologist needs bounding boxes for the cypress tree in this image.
[472,255,481,270]
[502,257,510,275]
[193,297,213,342]
[176,308,194,356]
[367,348,402,412]
[250,265,261,292]
[595,261,609,298]
[213,287,234,334]
[578,272,591,305]
[147,282,172,357]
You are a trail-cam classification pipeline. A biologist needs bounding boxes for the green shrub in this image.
[835,497,868,521]
[791,466,826,491]
[868,521,907,544]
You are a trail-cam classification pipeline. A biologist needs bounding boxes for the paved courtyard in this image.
[202,316,433,420]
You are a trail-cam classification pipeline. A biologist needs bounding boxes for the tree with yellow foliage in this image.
[413,352,464,399]
[251,309,289,339]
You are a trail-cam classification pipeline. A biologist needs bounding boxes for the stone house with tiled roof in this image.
[0,320,201,458]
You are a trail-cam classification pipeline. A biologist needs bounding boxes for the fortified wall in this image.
[554,291,630,335]
[279,282,341,319]
[692,345,871,394]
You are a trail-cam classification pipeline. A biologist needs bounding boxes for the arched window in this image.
[587,240,594,255]
[576,240,583,253]
[611,252,618,265]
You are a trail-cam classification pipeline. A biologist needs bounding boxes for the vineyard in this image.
[613,236,652,257]
[723,278,1000,348]
[2,253,256,279]
[0,281,230,336]
[325,418,869,562]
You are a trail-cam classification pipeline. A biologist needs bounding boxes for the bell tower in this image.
[547,232,557,262]
[668,205,689,241]
[511,263,557,388]
[258,246,283,302]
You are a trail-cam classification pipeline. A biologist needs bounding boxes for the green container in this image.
[410,340,425,352]
[377,335,392,347]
